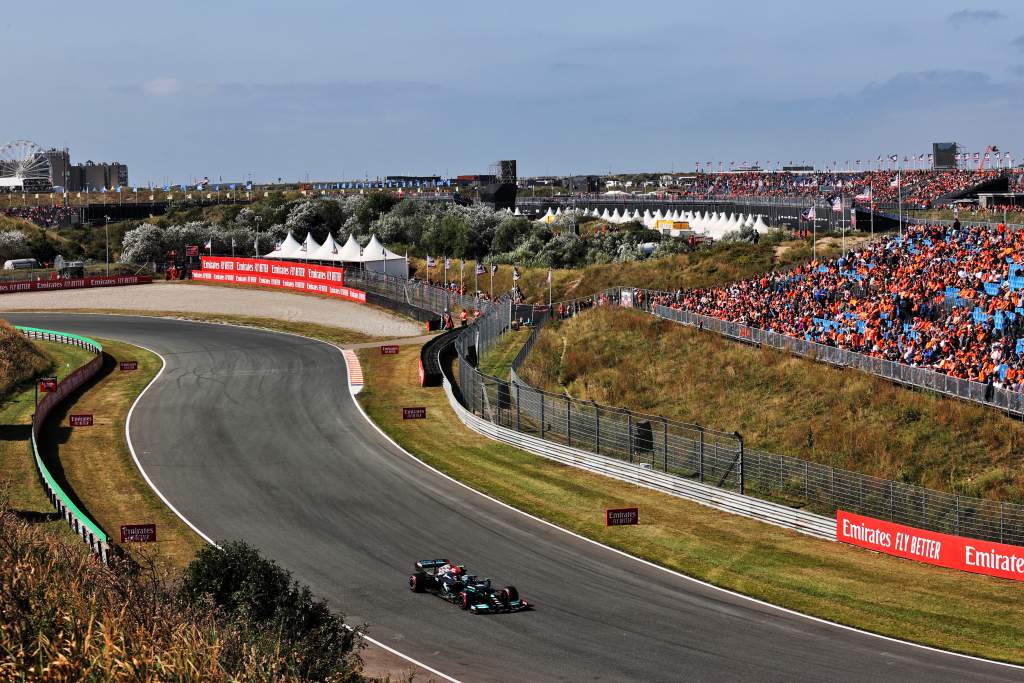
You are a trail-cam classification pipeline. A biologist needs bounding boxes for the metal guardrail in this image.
[441,372,836,540]
[16,326,112,562]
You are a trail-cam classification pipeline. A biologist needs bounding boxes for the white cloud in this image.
[143,77,182,97]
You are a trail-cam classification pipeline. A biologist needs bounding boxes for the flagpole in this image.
[870,182,874,238]
[897,164,903,239]
[489,267,494,300]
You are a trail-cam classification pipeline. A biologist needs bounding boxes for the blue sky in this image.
[3,1,1022,184]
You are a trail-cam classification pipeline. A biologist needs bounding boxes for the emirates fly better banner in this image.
[837,510,1024,581]
[195,257,366,302]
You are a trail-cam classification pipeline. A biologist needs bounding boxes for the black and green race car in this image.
[408,559,530,614]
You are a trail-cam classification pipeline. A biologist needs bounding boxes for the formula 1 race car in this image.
[408,559,530,614]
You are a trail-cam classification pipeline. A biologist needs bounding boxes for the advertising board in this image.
[837,510,1024,582]
[120,524,157,543]
[69,414,94,427]
[0,275,153,295]
[403,407,427,420]
[195,257,366,303]
[606,507,639,526]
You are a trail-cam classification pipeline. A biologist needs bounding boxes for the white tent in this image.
[338,234,363,262]
[361,233,409,278]
[600,208,611,220]
[296,232,322,258]
[752,215,771,233]
[312,232,344,262]
[743,214,755,229]
[264,230,303,259]
[629,209,642,222]
[513,207,522,216]
[555,207,563,216]
[610,208,622,223]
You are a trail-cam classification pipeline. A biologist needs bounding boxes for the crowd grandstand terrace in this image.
[655,219,1024,393]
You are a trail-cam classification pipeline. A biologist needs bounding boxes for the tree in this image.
[119,224,166,264]
[0,230,28,262]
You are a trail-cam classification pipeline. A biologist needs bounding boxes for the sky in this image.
[3,1,1023,184]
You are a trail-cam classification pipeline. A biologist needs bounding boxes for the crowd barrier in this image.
[16,326,112,562]
[0,274,152,295]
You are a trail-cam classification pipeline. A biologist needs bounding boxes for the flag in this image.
[426,255,436,268]
[832,196,842,212]
[802,206,817,220]
[475,263,485,275]
[547,269,552,284]
[444,257,450,270]
[204,238,212,250]
[490,264,497,275]
[254,237,260,253]
[888,154,898,162]
[274,241,282,251]
[512,267,521,281]
[231,237,236,248]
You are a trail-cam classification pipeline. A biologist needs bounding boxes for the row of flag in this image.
[698,151,1015,171]
[312,179,453,190]
[424,259,553,285]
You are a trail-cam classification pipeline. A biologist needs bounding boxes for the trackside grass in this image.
[518,307,1024,502]
[476,326,532,379]
[32,339,206,568]
[357,344,1024,664]
[0,337,95,518]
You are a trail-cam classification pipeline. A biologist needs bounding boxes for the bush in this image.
[180,541,362,681]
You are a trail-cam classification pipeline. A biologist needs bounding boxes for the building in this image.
[40,147,128,191]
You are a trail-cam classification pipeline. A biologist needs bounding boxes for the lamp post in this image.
[104,215,110,275]
[255,215,262,256]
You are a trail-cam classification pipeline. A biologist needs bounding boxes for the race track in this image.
[6,312,1018,682]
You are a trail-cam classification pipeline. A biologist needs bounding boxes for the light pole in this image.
[254,214,263,256]
[104,215,110,275]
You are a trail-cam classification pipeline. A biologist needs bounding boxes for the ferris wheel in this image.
[0,139,52,190]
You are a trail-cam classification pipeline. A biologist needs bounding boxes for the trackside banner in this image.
[837,510,1024,582]
[195,257,366,303]
[0,274,152,294]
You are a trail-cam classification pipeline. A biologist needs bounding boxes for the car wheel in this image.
[409,574,425,592]
[459,591,470,610]
[500,586,518,603]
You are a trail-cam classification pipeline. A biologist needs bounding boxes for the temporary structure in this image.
[264,230,303,259]
[361,234,409,278]
[311,232,344,262]
[752,215,771,233]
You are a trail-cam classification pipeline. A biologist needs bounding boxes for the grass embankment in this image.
[407,237,857,305]
[357,344,1024,663]
[518,307,1024,501]
[477,327,532,379]
[35,339,205,568]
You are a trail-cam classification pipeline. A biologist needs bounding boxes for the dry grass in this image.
[477,327,532,379]
[406,237,851,305]
[518,307,1024,501]
[0,319,51,397]
[35,339,206,568]
[0,502,367,681]
[357,343,1024,664]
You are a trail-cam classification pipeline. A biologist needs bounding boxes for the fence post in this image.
[595,403,600,454]
[627,412,633,463]
[540,393,545,439]
[566,396,571,447]
[1000,502,1005,543]
[480,378,485,419]
[735,432,744,495]
[954,496,960,536]
[698,427,704,483]
[662,418,668,473]
[515,383,520,431]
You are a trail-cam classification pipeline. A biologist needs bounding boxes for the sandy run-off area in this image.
[0,282,423,338]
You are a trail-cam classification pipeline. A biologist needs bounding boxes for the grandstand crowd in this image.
[655,219,1024,391]
[676,169,1001,208]
[2,206,78,227]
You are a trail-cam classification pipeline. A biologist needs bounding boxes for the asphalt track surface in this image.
[7,312,1021,682]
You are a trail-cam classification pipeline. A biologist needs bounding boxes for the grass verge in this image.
[0,339,96,519]
[357,344,1024,664]
[477,327,532,379]
[518,307,1024,501]
[35,339,205,568]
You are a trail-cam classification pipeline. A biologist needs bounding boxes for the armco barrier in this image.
[441,371,835,539]
[15,326,112,562]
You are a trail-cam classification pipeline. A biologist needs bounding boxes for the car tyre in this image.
[500,586,518,603]
[409,573,425,592]
[459,591,470,610]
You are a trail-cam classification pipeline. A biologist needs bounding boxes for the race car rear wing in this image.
[416,559,449,571]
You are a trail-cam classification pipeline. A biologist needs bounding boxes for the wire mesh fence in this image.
[446,288,1024,547]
